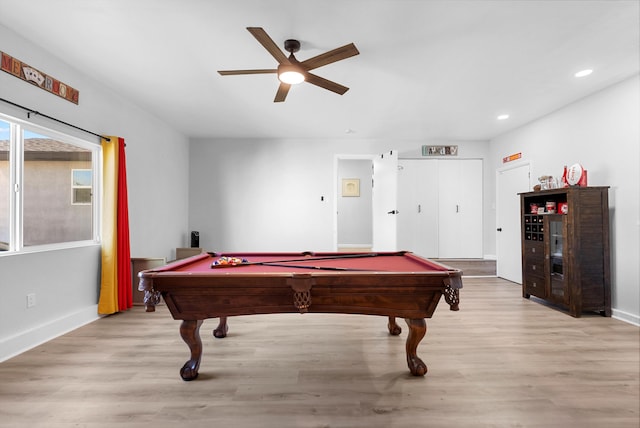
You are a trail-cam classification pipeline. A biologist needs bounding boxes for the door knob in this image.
[387,210,399,214]
[497,228,502,232]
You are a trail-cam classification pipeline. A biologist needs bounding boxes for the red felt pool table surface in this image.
[156,251,452,273]
[138,251,462,381]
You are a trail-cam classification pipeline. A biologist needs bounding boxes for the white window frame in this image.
[0,111,102,254]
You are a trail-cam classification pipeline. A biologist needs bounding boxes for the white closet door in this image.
[397,160,439,257]
[397,161,419,253]
[437,159,483,258]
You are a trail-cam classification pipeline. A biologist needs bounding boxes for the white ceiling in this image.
[0,0,638,141]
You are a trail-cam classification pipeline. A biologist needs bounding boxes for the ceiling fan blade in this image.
[247,27,290,64]
[274,83,291,102]
[302,43,359,71]
[218,69,277,76]
[305,73,349,95]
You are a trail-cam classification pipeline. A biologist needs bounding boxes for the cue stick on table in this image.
[228,262,374,271]
[208,251,409,269]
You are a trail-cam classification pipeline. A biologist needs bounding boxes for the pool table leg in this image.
[387,316,402,335]
[179,319,203,381]
[405,318,427,376]
[213,316,229,338]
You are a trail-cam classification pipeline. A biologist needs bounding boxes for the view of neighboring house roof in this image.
[0,138,90,152]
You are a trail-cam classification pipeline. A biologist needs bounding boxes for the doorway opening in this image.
[335,155,374,251]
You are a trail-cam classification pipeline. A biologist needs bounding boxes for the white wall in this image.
[189,138,492,254]
[0,24,190,361]
[0,246,101,360]
[489,75,640,324]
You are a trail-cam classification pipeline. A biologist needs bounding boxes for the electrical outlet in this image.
[26,293,36,308]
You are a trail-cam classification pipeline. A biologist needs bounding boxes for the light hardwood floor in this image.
[0,277,638,428]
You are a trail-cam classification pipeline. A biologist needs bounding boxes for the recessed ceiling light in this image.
[497,114,510,120]
[574,69,593,78]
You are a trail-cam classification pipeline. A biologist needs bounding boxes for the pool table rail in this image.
[139,271,460,319]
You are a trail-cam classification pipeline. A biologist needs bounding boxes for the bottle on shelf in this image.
[561,165,569,187]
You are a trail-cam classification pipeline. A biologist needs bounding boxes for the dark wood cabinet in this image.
[520,187,611,317]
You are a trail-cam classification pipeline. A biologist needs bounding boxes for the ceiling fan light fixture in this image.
[278,64,305,84]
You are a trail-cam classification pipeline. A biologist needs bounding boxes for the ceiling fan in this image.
[218,27,359,102]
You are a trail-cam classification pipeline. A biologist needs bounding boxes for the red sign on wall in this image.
[1,50,79,104]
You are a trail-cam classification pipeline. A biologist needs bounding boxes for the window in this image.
[0,113,101,252]
[72,169,92,205]
[0,119,9,251]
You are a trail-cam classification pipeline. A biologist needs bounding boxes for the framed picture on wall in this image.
[342,178,360,197]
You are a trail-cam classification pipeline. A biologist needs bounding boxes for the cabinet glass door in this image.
[549,216,565,299]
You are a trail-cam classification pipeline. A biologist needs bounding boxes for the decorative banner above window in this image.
[1,51,79,104]
[422,145,458,156]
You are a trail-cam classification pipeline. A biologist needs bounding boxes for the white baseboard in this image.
[337,244,372,250]
[0,305,100,362]
[612,309,640,327]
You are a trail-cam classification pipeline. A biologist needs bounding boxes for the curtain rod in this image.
[0,97,111,142]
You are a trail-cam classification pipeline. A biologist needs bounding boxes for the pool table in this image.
[138,251,462,381]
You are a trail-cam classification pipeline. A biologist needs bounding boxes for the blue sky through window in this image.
[0,121,48,140]
[0,120,8,140]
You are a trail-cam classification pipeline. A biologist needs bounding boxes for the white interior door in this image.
[457,159,483,257]
[397,161,417,253]
[372,150,398,251]
[496,162,531,283]
[437,159,483,258]
[397,159,438,257]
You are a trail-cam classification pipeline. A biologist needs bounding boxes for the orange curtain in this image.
[98,136,132,315]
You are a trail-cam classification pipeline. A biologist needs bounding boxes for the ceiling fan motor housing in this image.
[284,39,301,54]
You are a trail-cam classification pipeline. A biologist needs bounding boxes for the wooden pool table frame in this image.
[139,251,462,381]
